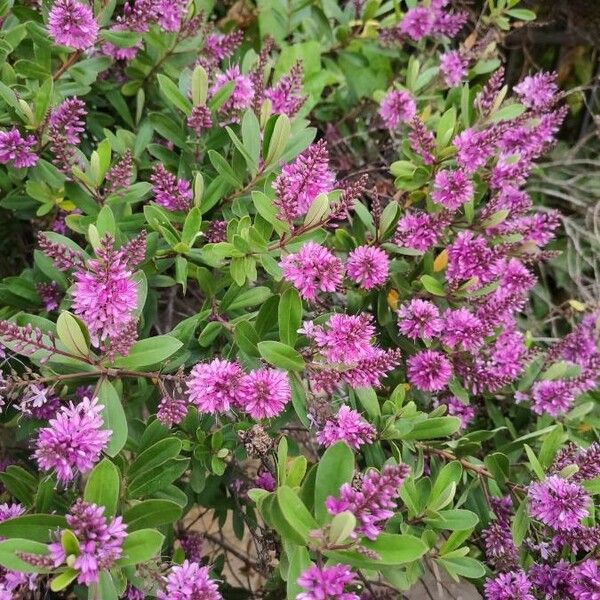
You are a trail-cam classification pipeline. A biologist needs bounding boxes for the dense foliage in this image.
[0,0,598,598]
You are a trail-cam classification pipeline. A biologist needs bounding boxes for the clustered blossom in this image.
[0,129,38,168]
[203,30,244,64]
[409,117,435,164]
[484,571,535,600]
[72,234,141,349]
[48,0,98,49]
[179,532,203,563]
[157,395,189,427]
[346,245,389,289]
[397,0,467,41]
[407,350,452,392]
[482,497,519,572]
[297,564,359,600]
[513,72,558,112]
[317,405,376,450]
[281,242,344,300]
[187,104,212,135]
[210,66,254,123]
[105,150,134,194]
[397,299,442,340]
[151,164,193,211]
[435,396,476,429]
[49,499,126,585]
[431,169,473,210]
[379,89,416,129]
[272,140,335,222]
[37,282,61,312]
[186,359,291,419]
[18,384,61,420]
[440,50,468,87]
[186,359,243,413]
[158,560,222,600]
[265,62,307,117]
[34,397,110,482]
[527,475,590,531]
[301,313,375,363]
[326,464,410,540]
[237,369,291,419]
[394,210,451,252]
[47,98,87,171]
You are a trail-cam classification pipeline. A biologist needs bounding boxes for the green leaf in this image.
[325,533,427,568]
[265,114,291,166]
[113,335,183,369]
[0,514,66,542]
[123,500,183,531]
[287,546,311,599]
[511,498,530,546]
[314,442,354,523]
[241,110,261,172]
[437,556,486,579]
[424,509,479,531]
[276,486,319,543]
[436,106,456,149]
[117,529,164,566]
[0,539,52,573]
[100,29,142,47]
[401,417,461,440]
[329,511,356,545]
[0,466,37,507]
[181,207,201,246]
[157,74,192,116]
[524,444,545,480]
[50,568,79,592]
[56,311,90,358]
[191,65,209,105]
[420,274,445,297]
[129,437,182,479]
[128,458,189,498]
[98,379,128,457]
[96,571,119,600]
[539,424,563,469]
[278,288,302,346]
[353,387,380,418]
[489,103,525,123]
[258,341,305,371]
[235,320,260,356]
[506,8,536,20]
[84,459,120,517]
[541,360,581,381]
[208,150,242,188]
[34,77,53,126]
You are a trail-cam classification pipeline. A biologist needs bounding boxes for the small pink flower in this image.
[237,369,291,419]
[347,245,389,289]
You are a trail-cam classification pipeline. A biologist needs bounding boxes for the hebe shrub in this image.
[0,0,597,598]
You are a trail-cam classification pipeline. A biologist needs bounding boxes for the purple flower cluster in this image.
[326,464,410,540]
[49,499,127,585]
[48,0,98,50]
[151,164,193,211]
[440,50,468,87]
[210,66,254,124]
[317,405,376,450]
[158,560,222,600]
[186,359,291,420]
[528,475,590,531]
[297,564,359,600]
[0,129,38,169]
[273,140,335,222]
[281,242,344,300]
[398,0,468,41]
[346,245,389,290]
[379,89,416,129]
[265,62,307,117]
[72,234,141,348]
[34,397,110,482]
[47,98,87,172]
